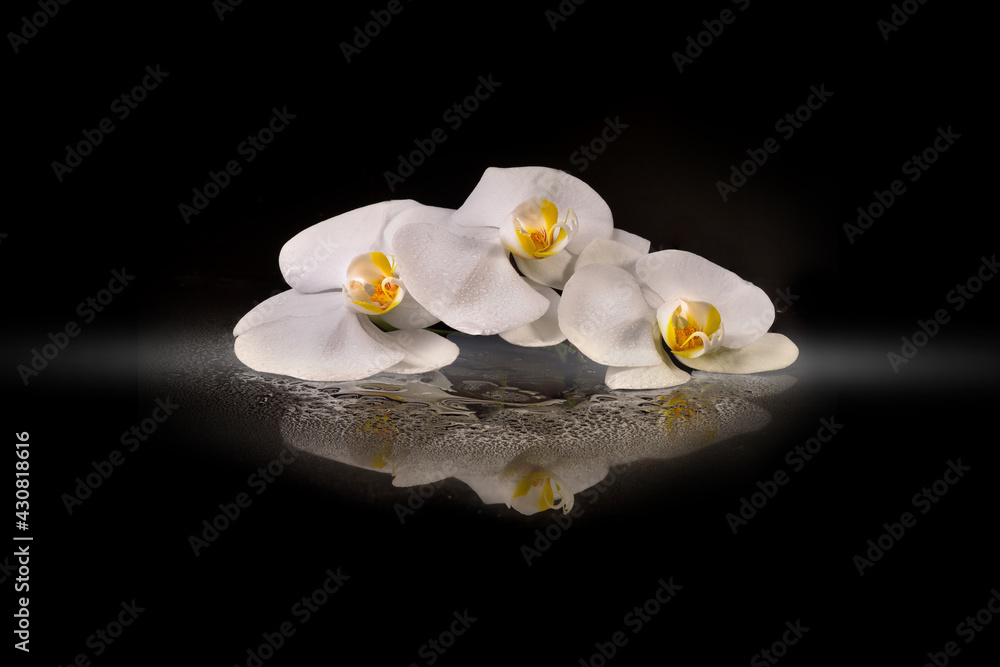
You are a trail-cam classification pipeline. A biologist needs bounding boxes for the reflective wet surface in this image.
[272,334,797,514]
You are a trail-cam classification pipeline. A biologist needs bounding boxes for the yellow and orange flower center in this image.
[344,251,405,314]
[508,197,578,259]
[661,299,724,359]
[347,278,398,307]
[673,323,704,352]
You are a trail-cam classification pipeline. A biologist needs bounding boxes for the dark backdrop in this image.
[5,1,996,665]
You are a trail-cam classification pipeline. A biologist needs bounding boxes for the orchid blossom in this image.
[558,249,798,390]
[233,201,459,381]
[233,167,796,389]
[389,166,646,347]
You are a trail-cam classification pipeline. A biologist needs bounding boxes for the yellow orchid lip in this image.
[344,251,405,314]
[511,469,573,513]
[662,299,724,359]
[508,197,578,259]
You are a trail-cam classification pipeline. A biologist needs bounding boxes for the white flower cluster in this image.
[233,166,798,390]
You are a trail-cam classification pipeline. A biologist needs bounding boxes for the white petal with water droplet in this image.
[392,222,549,335]
[513,249,577,289]
[558,263,664,367]
[234,296,405,381]
[499,281,566,347]
[383,329,460,374]
[575,238,644,275]
[642,287,664,311]
[233,288,341,337]
[611,228,651,255]
[380,203,457,250]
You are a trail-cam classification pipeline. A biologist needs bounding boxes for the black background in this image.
[5,1,997,665]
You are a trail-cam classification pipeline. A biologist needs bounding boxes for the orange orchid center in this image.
[661,299,725,359]
[508,197,578,259]
[344,252,405,314]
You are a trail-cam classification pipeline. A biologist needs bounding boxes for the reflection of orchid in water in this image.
[459,455,610,517]
[509,470,573,514]
[270,342,797,515]
[355,407,398,473]
[658,391,705,437]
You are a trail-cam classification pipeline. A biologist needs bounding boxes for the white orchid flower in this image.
[233,200,459,381]
[389,166,647,347]
[558,249,799,390]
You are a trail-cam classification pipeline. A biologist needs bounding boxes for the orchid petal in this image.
[391,222,550,335]
[558,263,664,367]
[635,250,774,348]
[278,200,421,293]
[233,288,341,337]
[373,290,440,330]
[575,238,645,275]
[642,287,665,311]
[605,357,690,390]
[513,249,577,289]
[499,281,566,347]
[452,166,614,254]
[380,203,458,249]
[610,228,651,255]
[382,329,460,374]
[678,333,799,374]
[233,295,405,381]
